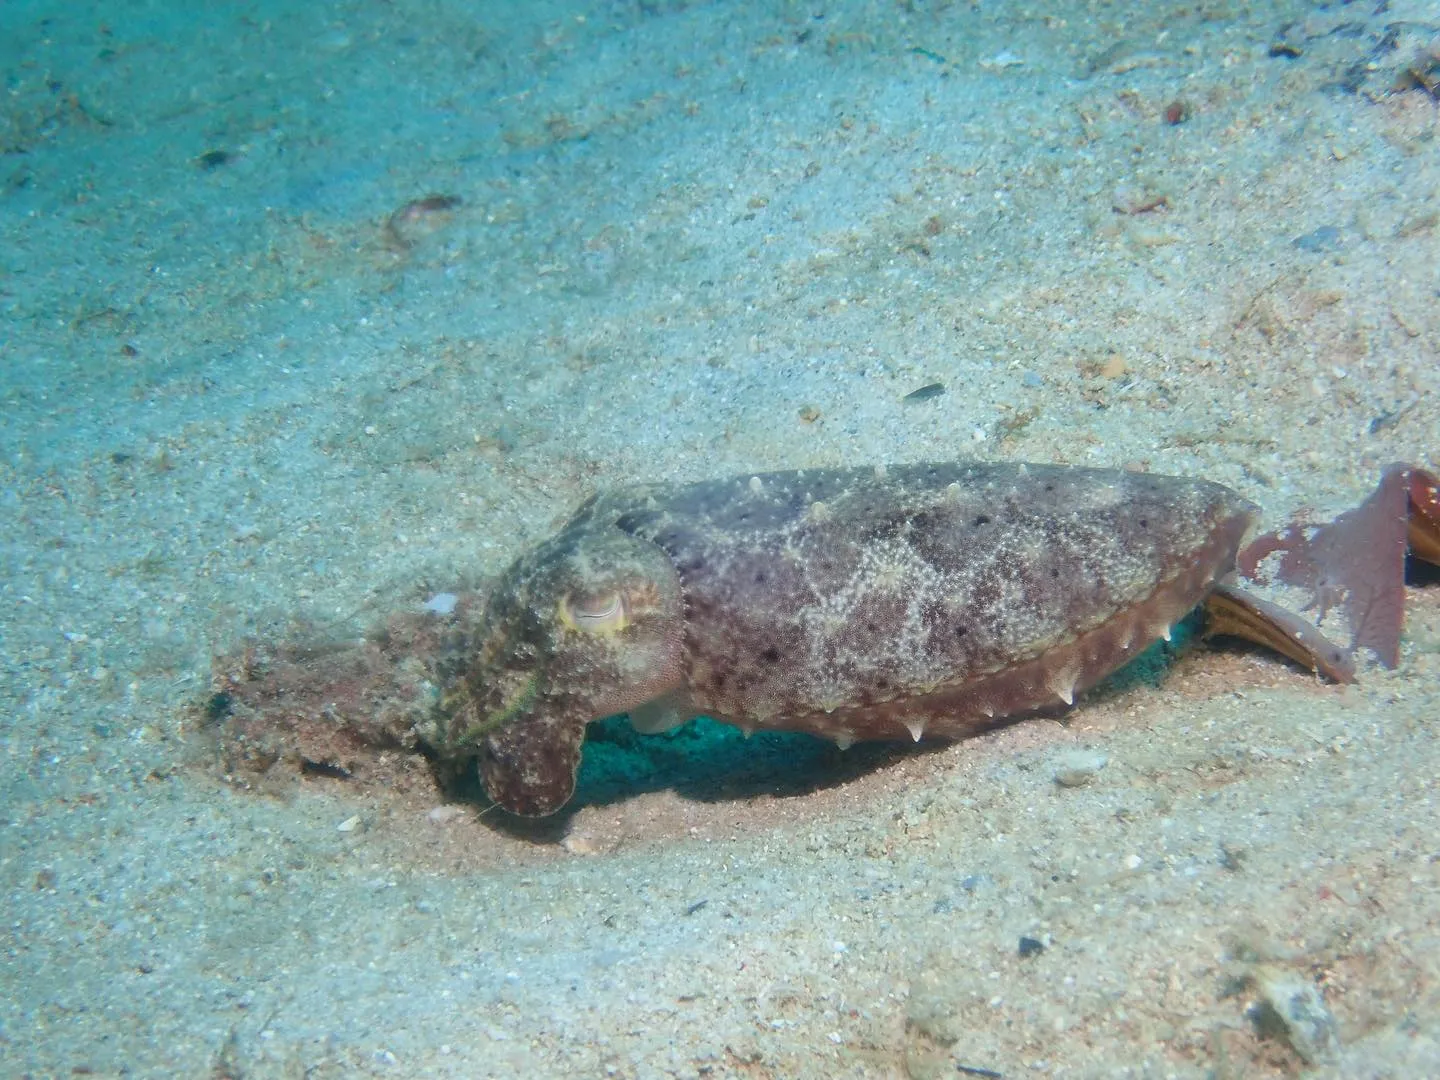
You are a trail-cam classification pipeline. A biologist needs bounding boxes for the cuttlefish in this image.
[214,459,1437,815]
[432,463,1262,815]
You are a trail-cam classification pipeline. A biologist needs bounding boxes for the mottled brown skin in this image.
[435,462,1256,816]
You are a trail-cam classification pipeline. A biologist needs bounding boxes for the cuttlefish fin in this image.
[627,688,694,734]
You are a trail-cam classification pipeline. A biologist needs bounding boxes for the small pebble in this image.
[903,382,946,402]
[1053,748,1109,788]
[316,28,354,52]
[979,50,1025,69]
[1111,182,1168,215]
[423,592,459,616]
[1249,964,1340,1064]
[337,814,362,833]
[385,194,462,250]
[427,805,464,825]
[1292,225,1341,253]
[1018,935,1046,958]
[562,832,602,855]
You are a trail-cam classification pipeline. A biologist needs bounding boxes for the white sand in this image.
[2,0,1437,1075]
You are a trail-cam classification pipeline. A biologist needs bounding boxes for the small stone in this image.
[1292,225,1341,253]
[979,50,1025,70]
[427,805,464,825]
[1111,182,1168,215]
[903,382,946,403]
[1053,748,1109,788]
[337,814,362,833]
[384,194,462,251]
[423,592,458,616]
[1018,935,1045,958]
[562,832,602,855]
[1248,964,1340,1064]
[906,949,968,1044]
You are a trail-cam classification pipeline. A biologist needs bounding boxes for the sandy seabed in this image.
[2,1,1438,1076]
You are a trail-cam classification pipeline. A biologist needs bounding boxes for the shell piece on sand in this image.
[435,462,1256,815]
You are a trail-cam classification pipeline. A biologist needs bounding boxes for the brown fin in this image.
[1203,579,1356,684]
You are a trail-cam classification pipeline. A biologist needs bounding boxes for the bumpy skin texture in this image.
[435,462,1256,815]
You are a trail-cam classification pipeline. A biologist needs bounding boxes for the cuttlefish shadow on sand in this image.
[212,461,1439,816]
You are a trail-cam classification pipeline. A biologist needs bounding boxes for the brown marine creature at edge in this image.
[213,461,1440,817]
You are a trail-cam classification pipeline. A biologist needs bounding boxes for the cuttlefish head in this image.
[442,518,685,816]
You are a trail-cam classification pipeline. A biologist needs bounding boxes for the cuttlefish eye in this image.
[559,589,630,634]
